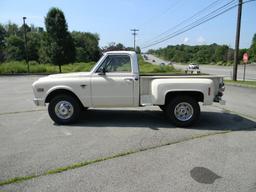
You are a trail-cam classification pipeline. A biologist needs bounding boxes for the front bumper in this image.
[33,98,45,106]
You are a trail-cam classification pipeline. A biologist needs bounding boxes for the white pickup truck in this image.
[32,51,225,127]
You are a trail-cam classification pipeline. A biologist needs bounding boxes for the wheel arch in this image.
[164,91,204,105]
[45,88,83,107]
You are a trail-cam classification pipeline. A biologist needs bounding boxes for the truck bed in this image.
[140,74,223,97]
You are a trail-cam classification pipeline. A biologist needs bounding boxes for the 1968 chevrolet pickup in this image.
[32,51,225,127]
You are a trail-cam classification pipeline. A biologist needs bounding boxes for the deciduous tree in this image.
[249,33,256,62]
[45,7,75,72]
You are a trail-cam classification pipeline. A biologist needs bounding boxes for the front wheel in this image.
[165,96,200,127]
[48,94,81,125]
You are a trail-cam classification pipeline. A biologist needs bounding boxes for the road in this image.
[0,76,255,192]
[144,54,256,80]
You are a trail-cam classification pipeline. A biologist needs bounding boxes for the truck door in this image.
[91,54,135,107]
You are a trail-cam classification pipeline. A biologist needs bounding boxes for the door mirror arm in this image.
[98,67,106,75]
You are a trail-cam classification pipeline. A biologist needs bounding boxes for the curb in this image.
[225,83,256,89]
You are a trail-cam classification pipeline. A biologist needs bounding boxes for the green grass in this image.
[225,80,256,88]
[0,56,183,75]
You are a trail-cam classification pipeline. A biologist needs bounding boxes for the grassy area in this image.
[225,80,256,88]
[0,56,183,75]
[138,55,183,74]
[0,61,96,74]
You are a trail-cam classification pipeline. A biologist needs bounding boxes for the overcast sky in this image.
[0,0,255,50]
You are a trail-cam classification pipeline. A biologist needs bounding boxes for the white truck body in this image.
[32,51,225,126]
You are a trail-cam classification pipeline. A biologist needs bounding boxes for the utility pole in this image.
[23,17,29,73]
[233,0,243,81]
[131,29,139,51]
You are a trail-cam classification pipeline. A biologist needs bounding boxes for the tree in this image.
[71,31,100,62]
[63,32,76,64]
[102,42,135,52]
[27,32,41,61]
[135,46,141,54]
[148,44,238,64]
[215,45,228,62]
[0,24,6,62]
[38,32,51,63]
[5,22,22,37]
[20,23,31,34]
[5,35,24,61]
[45,7,75,72]
[0,24,5,47]
[249,33,256,62]
[102,42,125,52]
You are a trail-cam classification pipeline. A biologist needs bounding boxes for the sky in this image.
[0,0,255,51]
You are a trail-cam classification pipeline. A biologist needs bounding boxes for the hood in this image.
[38,72,91,81]
[47,72,91,79]
[32,72,91,90]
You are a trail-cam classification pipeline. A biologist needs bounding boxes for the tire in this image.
[48,94,81,125]
[165,96,200,127]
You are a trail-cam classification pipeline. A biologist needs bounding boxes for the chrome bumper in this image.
[33,98,45,106]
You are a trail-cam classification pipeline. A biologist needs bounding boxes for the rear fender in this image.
[151,78,214,105]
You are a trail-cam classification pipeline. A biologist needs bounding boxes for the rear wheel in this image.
[165,96,200,127]
[48,94,81,125]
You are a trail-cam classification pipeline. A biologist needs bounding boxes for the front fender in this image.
[46,85,75,99]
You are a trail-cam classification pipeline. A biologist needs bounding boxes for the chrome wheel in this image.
[55,101,74,120]
[174,102,194,122]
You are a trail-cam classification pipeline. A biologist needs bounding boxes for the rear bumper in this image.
[214,90,225,105]
[219,99,226,105]
[33,98,45,106]
[214,96,226,105]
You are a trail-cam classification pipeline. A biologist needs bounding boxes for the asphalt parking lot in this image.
[0,76,256,192]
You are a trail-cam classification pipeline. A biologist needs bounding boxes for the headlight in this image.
[36,88,44,92]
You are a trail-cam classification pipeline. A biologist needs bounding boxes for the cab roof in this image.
[104,51,136,55]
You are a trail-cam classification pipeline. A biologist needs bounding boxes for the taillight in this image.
[219,83,225,92]
[208,87,211,96]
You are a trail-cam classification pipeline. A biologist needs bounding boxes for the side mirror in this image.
[98,67,106,75]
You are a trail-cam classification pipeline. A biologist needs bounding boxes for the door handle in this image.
[124,78,134,82]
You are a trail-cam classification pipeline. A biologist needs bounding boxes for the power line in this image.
[131,29,139,51]
[139,0,183,28]
[141,1,237,49]
[141,0,256,49]
[142,0,224,46]
[147,0,236,45]
[243,0,256,3]
[141,0,236,48]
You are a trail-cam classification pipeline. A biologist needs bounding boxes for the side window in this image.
[96,55,131,73]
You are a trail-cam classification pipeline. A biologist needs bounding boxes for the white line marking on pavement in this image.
[22,114,48,134]
[61,128,72,136]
